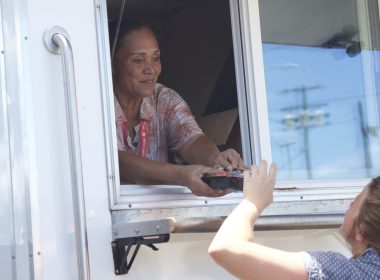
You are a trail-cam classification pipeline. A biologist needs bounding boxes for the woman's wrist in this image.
[241,199,260,222]
[171,164,186,186]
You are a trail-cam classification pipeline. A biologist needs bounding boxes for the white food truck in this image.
[1,0,379,279]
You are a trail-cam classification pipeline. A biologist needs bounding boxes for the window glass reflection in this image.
[260,0,380,180]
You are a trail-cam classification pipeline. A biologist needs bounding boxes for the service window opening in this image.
[106,0,247,208]
[101,0,379,222]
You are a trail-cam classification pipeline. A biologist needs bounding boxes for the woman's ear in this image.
[355,232,364,242]
[354,225,368,248]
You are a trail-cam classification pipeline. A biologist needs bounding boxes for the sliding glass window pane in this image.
[259,0,380,181]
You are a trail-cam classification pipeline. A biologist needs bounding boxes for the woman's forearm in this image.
[209,199,307,280]
[179,135,245,170]
[118,151,182,185]
[118,151,225,197]
[208,200,259,278]
[179,135,220,166]
[209,199,258,251]
[209,162,308,280]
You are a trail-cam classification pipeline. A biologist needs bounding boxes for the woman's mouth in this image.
[141,79,155,84]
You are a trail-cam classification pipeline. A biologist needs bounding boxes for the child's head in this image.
[356,177,380,252]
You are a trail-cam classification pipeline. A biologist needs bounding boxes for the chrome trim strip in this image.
[44,26,90,280]
[112,198,352,226]
[229,0,253,165]
[239,0,272,162]
[93,0,119,209]
[172,214,344,233]
[1,0,36,278]
[0,0,15,278]
[112,184,362,210]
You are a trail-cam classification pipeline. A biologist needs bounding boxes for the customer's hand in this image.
[212,148,245,171]
[178,165,228,197]
[243,160,277,213]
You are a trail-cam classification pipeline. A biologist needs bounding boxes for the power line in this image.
[268,91,375,112]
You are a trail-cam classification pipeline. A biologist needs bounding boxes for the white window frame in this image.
[94,0,372,229]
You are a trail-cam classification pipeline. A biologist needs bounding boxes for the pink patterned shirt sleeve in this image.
[157,84,203,152]
[114,83,203,163]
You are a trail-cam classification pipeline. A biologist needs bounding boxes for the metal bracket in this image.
[111,234,170,275]
[111,219,173,275]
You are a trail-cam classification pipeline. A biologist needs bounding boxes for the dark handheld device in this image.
[201,170,244,192]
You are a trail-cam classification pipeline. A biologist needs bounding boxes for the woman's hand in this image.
[177,165,228,197]
[243,160,277,214]
[212,148,245,171]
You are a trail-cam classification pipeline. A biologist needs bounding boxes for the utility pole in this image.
[281,85,326,179]
[279,141,295,179]
[358,101,372,177]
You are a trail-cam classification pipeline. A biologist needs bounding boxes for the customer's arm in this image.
[118,151,225,197]
[208,161,308,280]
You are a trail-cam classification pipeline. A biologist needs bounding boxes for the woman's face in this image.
[340,187,369,242]
[113,28,161,99]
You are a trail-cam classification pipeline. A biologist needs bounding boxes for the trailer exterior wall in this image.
[0,0,357,279]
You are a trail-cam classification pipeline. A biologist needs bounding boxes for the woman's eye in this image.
[154,57,161,64]
[133,58,144,64]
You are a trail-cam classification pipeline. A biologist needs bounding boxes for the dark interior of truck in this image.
[106,0,242,155]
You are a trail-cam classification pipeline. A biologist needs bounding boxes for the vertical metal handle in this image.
[44,26,90,280]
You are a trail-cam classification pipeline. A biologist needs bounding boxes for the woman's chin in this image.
[139,88,155,97]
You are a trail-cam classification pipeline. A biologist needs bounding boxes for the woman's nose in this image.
[143,62,154,74]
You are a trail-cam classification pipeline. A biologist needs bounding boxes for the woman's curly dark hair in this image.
[108,17,158,59]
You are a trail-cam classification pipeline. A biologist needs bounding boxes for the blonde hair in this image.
[357,176,380,252]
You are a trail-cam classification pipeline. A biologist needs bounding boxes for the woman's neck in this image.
[351,239,369,259]
[115,90,142,122]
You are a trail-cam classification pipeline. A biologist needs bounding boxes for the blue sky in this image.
[263,44,380,180]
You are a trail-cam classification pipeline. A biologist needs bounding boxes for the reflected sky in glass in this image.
[263,44,380,180]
